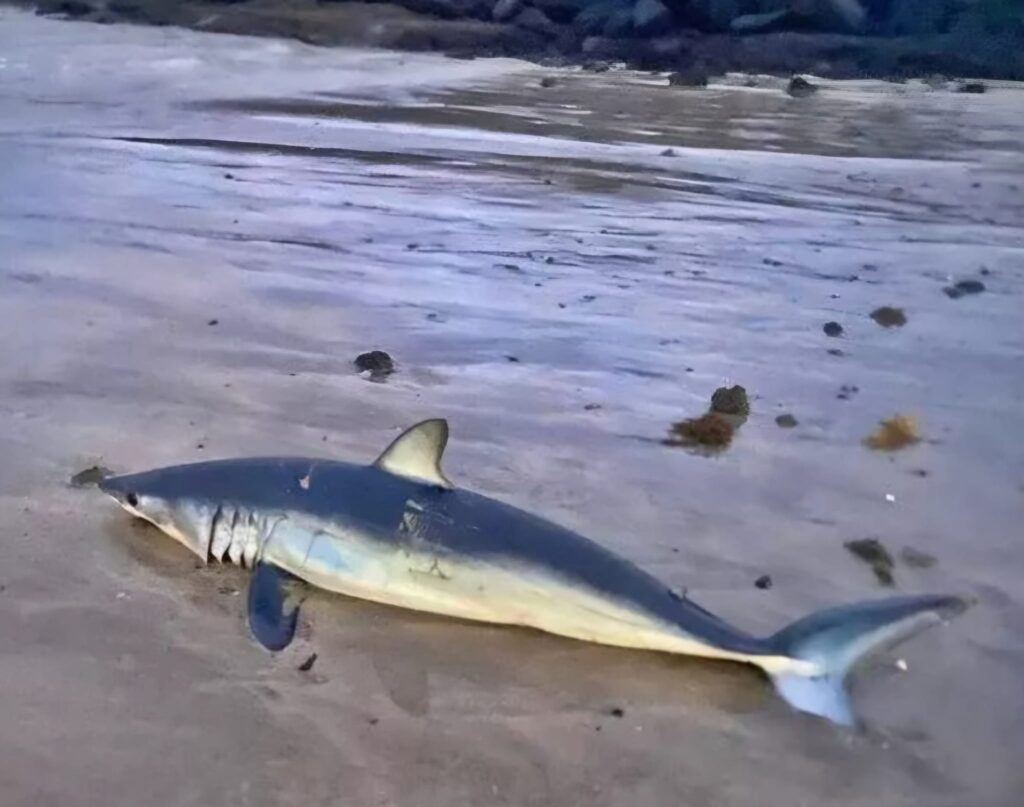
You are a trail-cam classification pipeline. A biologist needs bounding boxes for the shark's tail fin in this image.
[765,594,969,726]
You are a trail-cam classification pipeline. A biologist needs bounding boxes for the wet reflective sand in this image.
[1,10,1023,807]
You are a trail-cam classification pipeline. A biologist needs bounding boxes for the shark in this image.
[99,418,968,726]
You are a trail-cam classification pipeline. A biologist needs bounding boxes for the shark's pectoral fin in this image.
[247,562,307,652]
[373,418,453,489]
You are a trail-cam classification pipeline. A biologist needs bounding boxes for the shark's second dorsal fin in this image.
[373,419,453,489]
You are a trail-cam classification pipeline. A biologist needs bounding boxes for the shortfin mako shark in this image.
[100,418,968,726]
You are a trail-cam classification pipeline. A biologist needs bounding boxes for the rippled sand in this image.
[1,10,1023,807]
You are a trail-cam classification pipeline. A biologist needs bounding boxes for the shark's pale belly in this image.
[259,515,778,668]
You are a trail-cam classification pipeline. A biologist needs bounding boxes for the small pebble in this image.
[298,653,318,672]
[775,414,798,428]
[823,321,843,337]
[754,574,772,590]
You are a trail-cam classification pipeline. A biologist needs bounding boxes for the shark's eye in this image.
[126,492,139,508]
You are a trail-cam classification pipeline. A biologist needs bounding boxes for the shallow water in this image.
[1,9,1023,807]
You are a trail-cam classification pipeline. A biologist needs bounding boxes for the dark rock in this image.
[943,279,985,298]
[505,354,521,362]
[580,35,639,59]
[207,318,219,326]
[70,465,113,488]
[573,1,618,36]
[513,6,559,36]
[827,348,844,356]
[660,148,676,156]
[787,76,818,97]
[298,653,318,672]
[844,538,895,586]
[632,0,673,37]
[584,403,602,410]
[863,414,920,450]
[869,306,907,327]
[836,384,858,400]
[609,707,625,718]
[775,413,798,428]
[668,68,708,87]
[823,321,843,337]
[354,350,395,378]
[754,574,773,590]
[603,7,634,37]
[529,0,584,24]
[539,75,558,87]
[730,9,790,33]
[492,0,523,21]
[402,0,493,21]
[36,0,95,18]
[686,0,742,30]
[710,385,749,416]
[882,0,964,36]
[900,546,937,568]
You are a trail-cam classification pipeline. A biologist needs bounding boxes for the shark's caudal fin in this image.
[766,594,969,726]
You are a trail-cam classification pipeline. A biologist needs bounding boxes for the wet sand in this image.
[2,9,1023,807]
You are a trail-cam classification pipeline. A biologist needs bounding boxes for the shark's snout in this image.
[98,475,139,508]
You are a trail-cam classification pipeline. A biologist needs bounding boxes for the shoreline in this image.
[16,0,1024,80]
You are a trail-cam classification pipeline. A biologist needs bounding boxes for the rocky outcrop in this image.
[23,0,1024,79]
[632,0,672,36]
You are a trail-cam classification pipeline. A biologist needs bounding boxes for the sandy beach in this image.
[1,9,1023,806]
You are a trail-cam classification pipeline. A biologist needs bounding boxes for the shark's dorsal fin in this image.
[373,419,453,489]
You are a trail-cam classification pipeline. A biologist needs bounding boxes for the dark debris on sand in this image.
[823,321,843,337]
[870,306,907,327]
[355,350,395,380]
[70,465,113,488]
[844,537,895,586]
[944,279,986,298]
[668,412,736,449]
[668,385,751,452]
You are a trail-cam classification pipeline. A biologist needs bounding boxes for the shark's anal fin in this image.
[373,419,452,489]
[247,562,307,652]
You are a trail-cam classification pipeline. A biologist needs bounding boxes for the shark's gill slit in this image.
[207,504,223,562]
